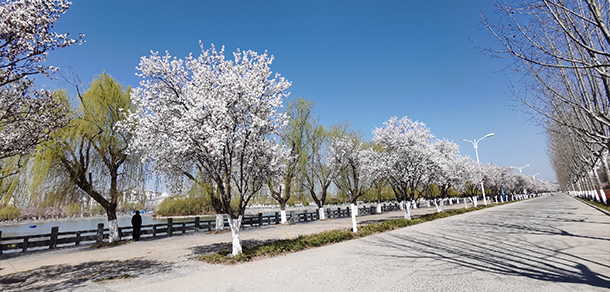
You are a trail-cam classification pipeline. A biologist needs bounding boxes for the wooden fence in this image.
[0,203,401,254]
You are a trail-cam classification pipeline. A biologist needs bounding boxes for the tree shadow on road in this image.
[360,208,610,290]
[188,238,277,259]
[0,258,171,292]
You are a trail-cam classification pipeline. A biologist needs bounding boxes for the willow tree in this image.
[31,73,142,242]
[268,97,313,223]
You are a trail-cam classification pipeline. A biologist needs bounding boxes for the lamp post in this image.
[510,164,530,196]
[461,133,494,206]
[532,173,540,181]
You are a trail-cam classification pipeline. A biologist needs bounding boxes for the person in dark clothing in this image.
[131,210,142,241]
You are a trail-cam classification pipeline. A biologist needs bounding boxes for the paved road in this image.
[3,194,610,291]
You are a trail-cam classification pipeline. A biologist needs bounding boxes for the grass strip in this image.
[199,202,513,264]
[577,197,610,213]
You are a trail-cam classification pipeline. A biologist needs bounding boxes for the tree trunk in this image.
[318,207,326,220]
[471,196,478,207]
[106,203,119,242]
[592,169,607,204]
[433,199,442,213]
[280,210,287,224]
[215,214,224,231]
[350,203,358,232]
[463,197,468,209]
[376,203,382,214]
[402,200,411,220]
[228,216,243,256]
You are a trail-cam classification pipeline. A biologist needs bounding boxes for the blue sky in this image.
[40,0,554,182]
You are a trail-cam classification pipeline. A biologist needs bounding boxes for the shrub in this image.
[66,203,82,217]
[0,205,21,221]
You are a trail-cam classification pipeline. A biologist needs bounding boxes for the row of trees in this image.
[0,0,556,257]
[482,0,609,204]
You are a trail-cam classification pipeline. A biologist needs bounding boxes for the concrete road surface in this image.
[3,194,609,291]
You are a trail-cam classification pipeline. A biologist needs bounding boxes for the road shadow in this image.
[359,204,610,290]
[0,258,171,292]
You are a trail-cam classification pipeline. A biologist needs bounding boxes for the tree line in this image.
[0,0,557,256]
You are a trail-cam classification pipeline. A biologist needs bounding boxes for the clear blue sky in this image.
[40,0,555,182]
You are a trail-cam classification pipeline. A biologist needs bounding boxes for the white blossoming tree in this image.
[127,44,290,256]
[372,116,436,220]
[328,128,375,232]
[0,0,81,172]
[423,139,469,213]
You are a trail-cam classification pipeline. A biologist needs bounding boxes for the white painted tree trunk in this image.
[402,200,412,220]
[215,214,224,231]
[108,219,120,243]
[599,189,608,204]
[350,203,358,232]
[399,201,404,210]
[228,216,243,256]
[433,199,442,213]
[376,203,382,214]
[280,210,287,224]
[318,207,326,220]
[412,200,417,209]
[471,196,478,207]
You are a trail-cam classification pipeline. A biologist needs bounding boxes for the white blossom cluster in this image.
[0,0,81,160]
[127,43,290,217]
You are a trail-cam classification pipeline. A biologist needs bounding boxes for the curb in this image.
[574,197,610,217]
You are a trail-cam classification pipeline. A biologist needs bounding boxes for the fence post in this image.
[75,231,81,246]
[96,223,104,243]
[258,213,263,227]
[0,230,2,252]
[303,209,308,222]
[195,217,200,232]
[22,237,29,252]
[49,226,58,249]
[337,207,341,217]
[182,222,186,234]
[207,220,212,231]
[275,212,280,224]
[167,218,173,237]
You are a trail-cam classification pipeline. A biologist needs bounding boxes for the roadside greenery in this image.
[199,203,508,264]
[578,198,610,213]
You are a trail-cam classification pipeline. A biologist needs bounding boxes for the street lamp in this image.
[461,133,494,206]
[510,164,530,195]
[532,173,540,181]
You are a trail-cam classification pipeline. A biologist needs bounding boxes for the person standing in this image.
[131,210,142,241]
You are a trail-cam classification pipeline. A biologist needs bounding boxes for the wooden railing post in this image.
[275,212,280,224]
[195,217,200,232]
[303,209,308,222]
[22,237,29,252]
[96,223,104,243]
[167,218,173,237]
[153,225,157,238]
[75,231,81,246]
[182,222,186,234]
[258,213,263,227]
[49,226,58,249]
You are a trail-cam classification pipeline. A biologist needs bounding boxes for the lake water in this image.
[0,215,170,237]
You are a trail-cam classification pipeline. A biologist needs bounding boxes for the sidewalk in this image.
[0,201,489,292]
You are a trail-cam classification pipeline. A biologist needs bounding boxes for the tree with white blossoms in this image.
[127,44,290,256]
[457,159,484,207]
[372,116,436,220]
[328,127,375,232]
[423,139,469,213]
[0,0,81,175]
